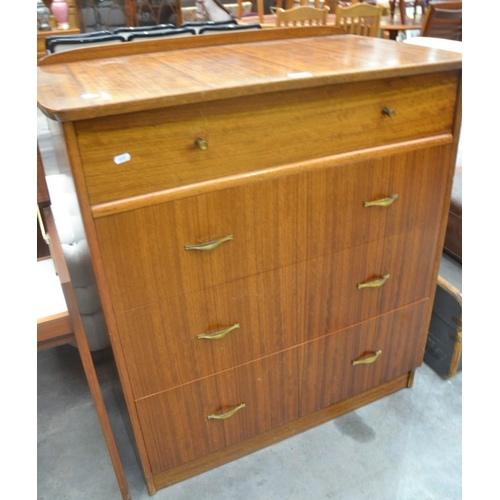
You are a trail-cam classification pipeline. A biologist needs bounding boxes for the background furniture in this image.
[38,0,81,59]
[38,30,461,496]
[335,3,383,36]
[38,27,81,58]
[179,19,238,32]
[46,33,126,53]
[420,0,462,40]
[75,0,255,29]
[37,150,130,499]
[275,5,330,26]
[424,274,462,378]
[443,162,461,262]
[199,22,262,32]
[127,27,196,40]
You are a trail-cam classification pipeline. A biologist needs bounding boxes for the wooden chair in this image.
[37,146,130,500]
[420,1,462,40]
[276,5,330,26]
[388,0,425,25]
[335,3,383,36]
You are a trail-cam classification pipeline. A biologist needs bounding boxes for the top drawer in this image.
[76,71,459,206]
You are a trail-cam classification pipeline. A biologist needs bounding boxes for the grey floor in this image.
[37,255,462,500]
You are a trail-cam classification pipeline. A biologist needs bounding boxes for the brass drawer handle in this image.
[195,138,208,150]
[185,234,233,251]
[352,350,382,366]
[381,106,396,118]
[364,194,399,208]
[197,323,240,340]
[208,403,246,420]
[357,274,390,290]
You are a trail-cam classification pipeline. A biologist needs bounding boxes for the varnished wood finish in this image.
[37,312,74,350]
[37,35,461,122]
[96,142,451,314]
[37,145,50,206]
[38,26,345,65]
[111,224,439,398]
[37,144,51,259]
[77,73,457,206]
[37,202,130,497]
[138,302,428,472]
[37,33,461,495]
[151,370,411,490]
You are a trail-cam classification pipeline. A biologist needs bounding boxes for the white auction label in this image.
[114,153,131,165]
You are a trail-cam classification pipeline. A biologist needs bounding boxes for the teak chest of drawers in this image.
[37,30,462,495]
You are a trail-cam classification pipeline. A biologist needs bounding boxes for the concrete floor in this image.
[37,254,462,500]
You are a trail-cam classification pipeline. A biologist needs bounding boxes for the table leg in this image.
[399,0,406,25]
[388,29,398,40]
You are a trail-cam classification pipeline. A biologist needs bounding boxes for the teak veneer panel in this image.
[118,224,439,399]
[136,301,429,473]
[77,72,457,205]
[96,143,451,313]
[150,371,412,492]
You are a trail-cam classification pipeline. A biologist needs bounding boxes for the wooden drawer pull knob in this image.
[207,403,246,420]
[352,350,382,366]
[381,106,396,118]
[185,234,233,251]
[197,323,240,340]
[194,138,208,150]
[364,194,399,208]
[357,274,390,290]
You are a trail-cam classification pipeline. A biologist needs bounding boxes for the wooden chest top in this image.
[37,34,462,122]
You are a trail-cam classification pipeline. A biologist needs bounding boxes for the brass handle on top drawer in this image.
[352,350,382,366]
[364,194,399,208]
[197,323,240,340]
[194,138,208,150]
[207,403,246,420]
[357,274,390,290]
[185,234,233,251]
[381,106,396,118]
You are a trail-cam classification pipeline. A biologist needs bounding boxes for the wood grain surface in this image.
[77,71,458,206]
[136,301,429,473]
[37,35,461,122]
[95,142,451,313]
[116,224,439,398]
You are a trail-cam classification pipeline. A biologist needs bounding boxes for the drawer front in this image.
[135,301,429,474]
[119,225,439,398]
[78,72,458,205]
[96,144,450,313]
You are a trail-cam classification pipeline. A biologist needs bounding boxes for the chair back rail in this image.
[420,1,462,40]
[335,3,383,37]
[275,6,330,26]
